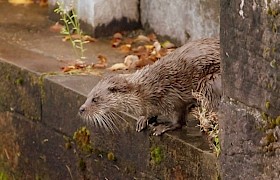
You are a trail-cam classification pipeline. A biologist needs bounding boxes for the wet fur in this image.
[79,38,221,135]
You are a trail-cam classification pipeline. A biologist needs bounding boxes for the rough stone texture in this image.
[0,2,218,179]
[48,0,141,37]
[0,112,80,179]
[0,62,218,179]
[220,0,280,179]
[0,61,42,121]
[141,0,220,45]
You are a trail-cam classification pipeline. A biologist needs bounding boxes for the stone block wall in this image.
[141,0,220,44]
[48,0,141,37]
[49,0,220,45]
[220,0,280,179]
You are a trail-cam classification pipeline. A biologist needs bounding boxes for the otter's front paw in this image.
[136,116,148,132]
[152,123,181,136]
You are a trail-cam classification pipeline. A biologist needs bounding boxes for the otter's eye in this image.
[91,97,97,103]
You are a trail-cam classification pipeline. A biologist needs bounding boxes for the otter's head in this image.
[78,75,142,131]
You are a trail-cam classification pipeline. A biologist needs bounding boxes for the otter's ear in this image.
[108,79,132,93]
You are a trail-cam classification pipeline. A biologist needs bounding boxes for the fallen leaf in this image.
[134,35,150,43]
[39,0,48,7]
[162,41,176,49]
[153,41,161,52]
[49,22,64,33]
[108,63,128,71]
[8,0,33,5]
[144,44,154,51]
[113,32,123,39]
[112,39,122,48]
[82,35,97,42]
[93,55,108,68]
[119,44,131,53]
[147,33,157,41]
[124,55,139,67]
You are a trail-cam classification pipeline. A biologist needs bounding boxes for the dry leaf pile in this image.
[108,32,176,71]
[50,24,177,74]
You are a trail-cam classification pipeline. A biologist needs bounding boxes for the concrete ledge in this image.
[0,55,218,179]
[0,2,218,179]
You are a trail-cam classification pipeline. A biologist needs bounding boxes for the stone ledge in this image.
[0,50,218,180]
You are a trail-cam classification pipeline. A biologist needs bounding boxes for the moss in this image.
[276,116,280,125]
[265,101,271,109]
[73,126,93,153]
[267,8,280,17]
[107,152,116,161]
[63,136,72,150]
[261,112,268,121]
[150,147,164,165]
[270,59,277,68]
[0,171,8,180]
[14,78,24,86]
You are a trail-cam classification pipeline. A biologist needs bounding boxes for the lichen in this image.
[107,152,116,161]
[265,101,271,109]
[150,147,164,165]
[73,126,93,153]
[14,78,24,86]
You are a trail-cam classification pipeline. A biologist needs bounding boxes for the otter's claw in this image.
[136,116,148,132]
[152,123,181,136]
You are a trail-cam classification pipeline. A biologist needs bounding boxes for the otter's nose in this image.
[79,105,86,115]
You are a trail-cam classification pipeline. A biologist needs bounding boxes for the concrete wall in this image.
[49,0,220,44]
[220,0,280,179]
[49,0,140,37]
[141,0,220,44]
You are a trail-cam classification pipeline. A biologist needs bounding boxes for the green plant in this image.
[54,2,87,59]
[0,171,8,180]
[191,91,220,156]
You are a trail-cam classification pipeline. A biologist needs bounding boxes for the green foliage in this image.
[150,147,164,165]
[0,172,8,180]
[54,2,87,59]
[73,126,93,153]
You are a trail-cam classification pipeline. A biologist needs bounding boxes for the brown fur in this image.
[79,38,221,135]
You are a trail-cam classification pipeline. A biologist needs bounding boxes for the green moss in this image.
[270,59,277,68]
[265,101,271,109]
[107,152,116,161]
[63,136,72,150]
[276,116,280,125]
[73,126,93,153]
[261,112,268,121]
[267,8,280,17]
[150,147,164,165]
[14,78,24,85]
[0,171,8,180]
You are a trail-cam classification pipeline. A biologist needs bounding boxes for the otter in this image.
[79,38,221,136]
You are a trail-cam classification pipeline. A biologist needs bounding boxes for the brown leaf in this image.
[112,39,122,48]
[108,63,128,71]
[82,35,97,42]
[119,44,131,53]
[61,65,75,72]
[162,41,176,49]
[49,22,64,33]
[93,55,108,68]
[147,33,157,42]
[113,32,123,39]
[134,35,150,43]
[124,55,139,67]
